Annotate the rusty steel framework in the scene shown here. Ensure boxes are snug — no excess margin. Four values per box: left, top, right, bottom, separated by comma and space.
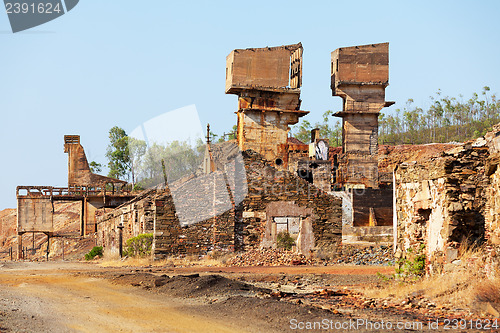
225, 43, 309, 167
331, 43, 394, 189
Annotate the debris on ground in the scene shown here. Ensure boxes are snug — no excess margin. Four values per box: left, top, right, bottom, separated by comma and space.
225, 248, 314, 267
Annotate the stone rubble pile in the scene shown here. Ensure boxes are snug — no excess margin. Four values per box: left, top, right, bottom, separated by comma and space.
225, 248, 314, 266
335, 245, 394, 266
225, 246, 395, 267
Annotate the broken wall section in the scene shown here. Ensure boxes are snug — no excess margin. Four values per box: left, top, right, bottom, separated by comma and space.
394, 144, 490, 273
238, 150, 342, 255
98, 187, 235, 259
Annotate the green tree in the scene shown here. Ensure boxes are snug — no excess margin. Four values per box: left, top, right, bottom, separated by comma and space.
217, 125, 238, 142
378, 87, 500, 145
137, 140, 204, 188
292, 119, 312, 143
89, 161, 102, 173
128, 137, 147, 186
291, 110, 342, 146
106, 126, 130, 180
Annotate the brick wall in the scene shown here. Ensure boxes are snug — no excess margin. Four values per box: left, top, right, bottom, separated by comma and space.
99, 149, 343, 258
239, 150, 342, 252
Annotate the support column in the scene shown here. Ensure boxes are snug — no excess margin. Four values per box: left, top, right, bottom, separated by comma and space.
17, 233, 23, 260
80, 198, 87, 236
46, 234, 50, 261
117, 224, 124, 258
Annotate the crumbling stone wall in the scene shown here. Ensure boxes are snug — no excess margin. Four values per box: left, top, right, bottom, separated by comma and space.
153, 190, 234, 258
98, 189, 156, 258
99, 148, 342, 259
99, 187, 234, 258
238, 150, 342, 253
395, 144, 490, 273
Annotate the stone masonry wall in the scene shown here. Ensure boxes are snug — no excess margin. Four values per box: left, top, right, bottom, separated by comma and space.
98, 189, 156, 258
395, 143, 490, 273
99, 149, 343, 259
238, 150, 342, 253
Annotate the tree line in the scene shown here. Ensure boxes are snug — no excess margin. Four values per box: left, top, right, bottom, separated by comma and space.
96, 87, 499, 187
290, 87, 499, 146
379, 87, 499, 145
91, 126, 205, 191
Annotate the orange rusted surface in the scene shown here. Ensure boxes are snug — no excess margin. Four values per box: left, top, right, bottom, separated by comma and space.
64, 135, 127, 188
331, 43, 394, 189
227, 43, 309, 166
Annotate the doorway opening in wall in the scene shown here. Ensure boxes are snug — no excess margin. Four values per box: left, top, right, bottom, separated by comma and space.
273, 217, 300, 234
273, 216, 300, 250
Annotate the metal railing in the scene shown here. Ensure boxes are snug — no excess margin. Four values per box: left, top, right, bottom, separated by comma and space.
16, 185, 131, 198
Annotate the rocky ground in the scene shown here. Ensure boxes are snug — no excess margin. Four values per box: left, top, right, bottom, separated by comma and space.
223, 245, 394, 267
335, 245, 395, 266
0, 255, 497, 332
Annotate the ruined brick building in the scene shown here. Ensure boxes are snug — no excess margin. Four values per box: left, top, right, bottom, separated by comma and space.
16, 40, 500, 269
394, 124, 500, 274
96, 42, 402, 258
99, 43, 345, 258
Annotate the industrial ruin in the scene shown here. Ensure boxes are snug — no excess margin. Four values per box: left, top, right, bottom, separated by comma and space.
15, 135, 134, 259
14, 41, 500, 276
14, 42, 397, 260
394, 124, 500, 274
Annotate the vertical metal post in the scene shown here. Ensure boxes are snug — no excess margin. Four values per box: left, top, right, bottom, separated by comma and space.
117, 224, 124, 258
80, 199, 85, 236
17, 234, 23, 260
46, 234, 50, 261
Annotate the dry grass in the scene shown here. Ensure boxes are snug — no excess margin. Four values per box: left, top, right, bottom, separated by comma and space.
366, 242, 500, 314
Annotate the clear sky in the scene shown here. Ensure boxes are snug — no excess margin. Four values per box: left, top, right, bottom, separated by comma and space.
1, 0, 499, 210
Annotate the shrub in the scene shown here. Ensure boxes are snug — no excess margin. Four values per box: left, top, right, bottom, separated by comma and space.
395, 245, 426, 279
124, 233, 153, 257
277, 231, 295, 251
85, 246, 103, 261
133, 183, 145, 192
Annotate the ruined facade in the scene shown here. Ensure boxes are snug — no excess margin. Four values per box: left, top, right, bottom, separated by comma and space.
99, 147, 342, 258
93, 42, 400, 258
331, 43, 394, 189
394, 125, 500, 273
16, 136, 134, 258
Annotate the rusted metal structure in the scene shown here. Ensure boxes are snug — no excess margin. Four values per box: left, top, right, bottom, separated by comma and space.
331, 42, 394, 189
16, 136, 135, 259
225, 43, 309, 168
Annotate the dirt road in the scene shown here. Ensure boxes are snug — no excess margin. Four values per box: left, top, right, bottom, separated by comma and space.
0, 261, 393, 332
0, 261, 487, 332
0, 262, 266, 332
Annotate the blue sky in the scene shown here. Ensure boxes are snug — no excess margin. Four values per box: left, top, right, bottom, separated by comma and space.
1, 1, 499, 209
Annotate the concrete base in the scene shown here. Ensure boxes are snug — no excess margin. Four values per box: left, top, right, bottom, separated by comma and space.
342, 226, 393, 245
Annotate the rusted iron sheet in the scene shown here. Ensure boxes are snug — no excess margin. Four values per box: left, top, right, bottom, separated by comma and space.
17, 197, 53, 233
